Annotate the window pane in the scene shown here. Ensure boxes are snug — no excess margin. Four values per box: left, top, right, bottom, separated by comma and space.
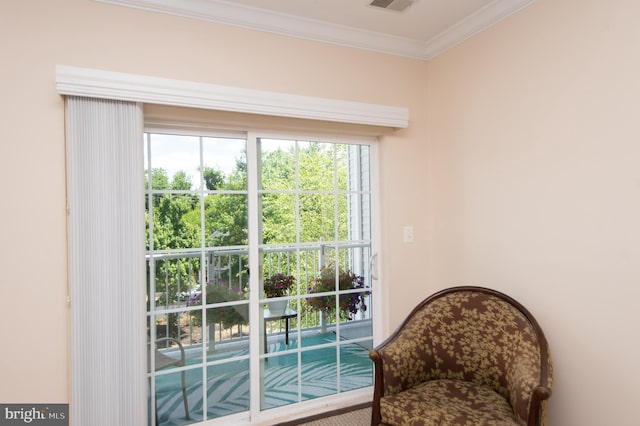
262, 354, 298, 410
150, 255, 201, 309
149, 194, 201, 250
154, 369, 201, 424
205, 360, 250, 420
301, 348, 337, 400
340, 341, 373, 392
202, 137, 247, 191
298, 141, 335, 191
299, 193, 336, 242
147, 134, 200, 189
204, 194, 248, 246
260, 138, 296, 191
261, 193, 296, 244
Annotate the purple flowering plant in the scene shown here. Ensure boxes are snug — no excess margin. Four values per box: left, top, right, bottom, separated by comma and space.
263, 273, 296, 298
307, 264, 370, 319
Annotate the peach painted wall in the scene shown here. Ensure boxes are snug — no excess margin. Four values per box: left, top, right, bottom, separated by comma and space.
426, 0, 640, 424
3, 0, 638, 424
0, 0, 427, 414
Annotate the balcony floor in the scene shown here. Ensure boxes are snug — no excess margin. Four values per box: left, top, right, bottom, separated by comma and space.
153, 330, 373, 425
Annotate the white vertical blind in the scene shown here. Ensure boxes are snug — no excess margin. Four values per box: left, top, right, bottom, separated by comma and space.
66, 97, 146, 425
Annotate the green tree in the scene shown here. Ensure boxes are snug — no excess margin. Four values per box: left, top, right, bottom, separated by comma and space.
203, 167, 224, 190
260, 143, 348, 244
146, 168, 201, 325
261, 148, 296, 243
170, 170, 193, 190
147, 167, 169, 190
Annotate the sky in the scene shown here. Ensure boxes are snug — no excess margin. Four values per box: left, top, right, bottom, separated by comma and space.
144, 133, 246, 186
144, 133, 302, 187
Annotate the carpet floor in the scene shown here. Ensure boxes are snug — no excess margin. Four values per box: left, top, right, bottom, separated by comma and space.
295, 406, 371, 426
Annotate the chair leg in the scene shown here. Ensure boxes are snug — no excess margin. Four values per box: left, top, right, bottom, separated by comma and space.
154, 394, 159, 426
181, 370, 190, 419
149, 377, 159, 426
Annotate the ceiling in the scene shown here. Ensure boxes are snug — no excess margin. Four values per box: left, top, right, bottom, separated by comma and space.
98, 0, 535, 60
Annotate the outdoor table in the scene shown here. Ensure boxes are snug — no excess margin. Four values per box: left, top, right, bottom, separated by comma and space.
264, 306, 297, 353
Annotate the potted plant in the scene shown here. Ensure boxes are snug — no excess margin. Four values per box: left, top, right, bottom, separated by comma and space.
187, 280, 248, 329
263, 272, 296, 315
307, 264, 369, 320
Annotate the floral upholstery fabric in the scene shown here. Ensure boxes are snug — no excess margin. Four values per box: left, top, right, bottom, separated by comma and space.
373, 290, 552, 426
380, 379, 519, 426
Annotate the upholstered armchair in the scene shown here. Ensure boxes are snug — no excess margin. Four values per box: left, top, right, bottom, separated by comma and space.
369, 286, 552, 426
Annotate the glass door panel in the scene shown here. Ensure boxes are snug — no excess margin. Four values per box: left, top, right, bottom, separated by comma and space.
258, 138, 374, 412
145, 132, 249, 425
145, 131, 375, 424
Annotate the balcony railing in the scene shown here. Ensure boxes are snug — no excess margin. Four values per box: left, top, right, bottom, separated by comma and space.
147, 242, 372, 353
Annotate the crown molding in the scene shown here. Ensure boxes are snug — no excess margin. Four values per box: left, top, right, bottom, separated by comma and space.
96, 0, 535, 60
56, 65, 409, 128
423, 0, 536, 59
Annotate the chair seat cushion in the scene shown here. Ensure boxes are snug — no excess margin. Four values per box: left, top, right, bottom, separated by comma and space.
380, 379, 520, 426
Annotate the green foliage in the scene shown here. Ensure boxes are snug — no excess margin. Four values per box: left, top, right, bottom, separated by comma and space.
146, 140, 352, 311
260, 143, 349, 244
307, 264, 369, 320
187, 281, 248, 329
203, 194, 247, 246
146, 169, 201, 305
170, 171, 193, 190
262, 148, 295, 190
203, 167, 224, 190
147, 167, 169, 190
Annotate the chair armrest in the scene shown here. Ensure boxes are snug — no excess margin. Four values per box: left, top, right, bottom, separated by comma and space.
370, 331, 434, 397
153, 337, 186, 370
369, 331, 434, 426
504, 329, 553, 426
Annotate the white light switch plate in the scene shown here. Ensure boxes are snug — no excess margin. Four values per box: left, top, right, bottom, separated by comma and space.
403, 226, 414, 243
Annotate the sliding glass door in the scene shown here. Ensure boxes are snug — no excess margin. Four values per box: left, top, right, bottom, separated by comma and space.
258, 137, 373, 411
145, 130, 375, 425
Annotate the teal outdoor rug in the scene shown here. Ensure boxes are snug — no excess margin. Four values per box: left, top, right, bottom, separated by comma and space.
153, 333, 373, 426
